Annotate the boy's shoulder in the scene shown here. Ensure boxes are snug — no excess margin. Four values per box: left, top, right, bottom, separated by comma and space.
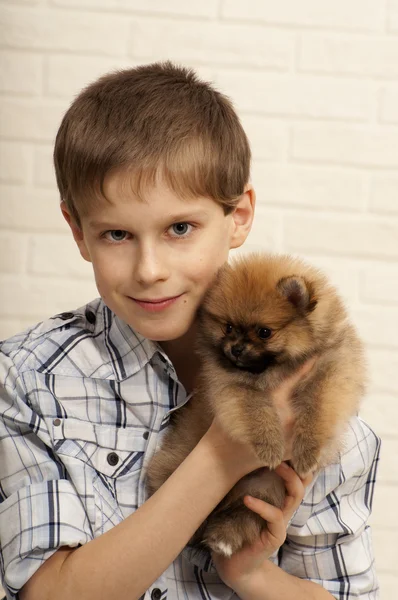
311, 415, 380, 506
0, 298, 156, 380
339, 415, 381, 483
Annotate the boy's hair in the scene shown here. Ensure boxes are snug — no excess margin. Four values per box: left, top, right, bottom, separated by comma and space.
53, 61, 251, 227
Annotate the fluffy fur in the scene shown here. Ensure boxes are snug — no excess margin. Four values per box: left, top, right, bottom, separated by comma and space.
146, 253, 366, 557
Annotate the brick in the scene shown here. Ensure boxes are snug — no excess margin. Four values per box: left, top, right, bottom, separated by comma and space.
292, 124, 398, 168
299, 34, 398, 78
0, 319, 26, 341
33, 145, 57, 188
283, 213, 398, 260
51, 0, 219, 19
251, 163, 366, 211
0, 274, 97, 318
222, 0, 384, 31
0, 5, 129, 56
28, 233, 94, 279
240, 117, 288, 161
360, 264, 398, 304
380, 85, 398, 123
236, 206, 282, 252
0, 98, 65, 142
369, 483, 398, 529
367, 349, 398, 394
2, 0, 41, 4
369, 173, 398, 215
214, 71, 372, 121
0, 184, 66, 232
0, 50, 42, 94
129, 19, 294, 70
373, 528, 398, 575
0, 231, 29, 273
378, 574, 398, 598
0, 141, 31, 184
352, 306, 398, 350
361, 393, 398, 436
46, 55, 133, 97
388, 0, 398, 32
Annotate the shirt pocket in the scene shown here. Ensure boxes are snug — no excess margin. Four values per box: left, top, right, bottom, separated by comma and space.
52, 417, 148, 478
52, 417, 149, 535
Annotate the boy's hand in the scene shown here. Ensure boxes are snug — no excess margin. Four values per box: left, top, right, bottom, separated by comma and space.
211, 464, 313, 591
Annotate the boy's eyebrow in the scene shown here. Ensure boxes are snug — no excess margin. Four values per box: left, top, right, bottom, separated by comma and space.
164, 209, 210, 222
87, 210, 210, 230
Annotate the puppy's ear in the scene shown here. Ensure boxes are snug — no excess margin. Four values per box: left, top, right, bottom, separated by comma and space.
277, 276, 317, 313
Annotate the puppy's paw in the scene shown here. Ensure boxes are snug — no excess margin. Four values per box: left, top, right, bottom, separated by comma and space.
202, 508, 263, 557
291, 435, 319, 477
253, 438, 284, 470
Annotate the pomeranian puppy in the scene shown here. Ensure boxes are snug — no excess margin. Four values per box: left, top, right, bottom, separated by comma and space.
146, 253, 366, 557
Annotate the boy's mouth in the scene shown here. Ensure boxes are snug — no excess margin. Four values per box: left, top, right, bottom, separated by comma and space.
130, 294, 184, 312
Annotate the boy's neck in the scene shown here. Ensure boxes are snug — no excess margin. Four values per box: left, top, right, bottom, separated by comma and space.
158, 322, 200, 395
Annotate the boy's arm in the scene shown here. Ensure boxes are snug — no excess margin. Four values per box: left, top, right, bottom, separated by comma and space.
233, 560, 335, 599
20, 421, 262, 600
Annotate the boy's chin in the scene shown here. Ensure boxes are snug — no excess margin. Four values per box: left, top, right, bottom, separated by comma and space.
132, 319, 195, 344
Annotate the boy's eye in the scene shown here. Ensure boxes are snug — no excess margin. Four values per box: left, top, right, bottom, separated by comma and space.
169, 223, 192, 237
106, 230, 128, 242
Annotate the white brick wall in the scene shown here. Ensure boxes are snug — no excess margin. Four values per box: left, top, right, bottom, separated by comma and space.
0, 1, 397, 596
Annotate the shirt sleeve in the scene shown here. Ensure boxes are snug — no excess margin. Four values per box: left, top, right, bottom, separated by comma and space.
278, 417, 381, 599
0, 353, 93, 598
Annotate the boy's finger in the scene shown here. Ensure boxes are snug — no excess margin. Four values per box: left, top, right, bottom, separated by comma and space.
275, 463, 307, 520
244, 496, 286, 546
276, 462, 305, 500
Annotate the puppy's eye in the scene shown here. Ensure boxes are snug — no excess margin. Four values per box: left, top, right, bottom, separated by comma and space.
258, 327, 272, 340
225, 324, 233, 334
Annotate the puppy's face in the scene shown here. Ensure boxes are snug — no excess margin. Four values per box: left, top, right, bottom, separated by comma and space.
198, 257, 319, 373
219, 321, 278, 373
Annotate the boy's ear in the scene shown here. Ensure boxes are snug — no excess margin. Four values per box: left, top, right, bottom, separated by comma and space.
229, 184, 256, 249
60, 201, 92, 263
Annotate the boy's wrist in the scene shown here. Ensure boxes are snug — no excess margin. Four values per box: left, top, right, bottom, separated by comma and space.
229, 563, 270, 600
200, 420, 262, 482
230, 560, 335, 600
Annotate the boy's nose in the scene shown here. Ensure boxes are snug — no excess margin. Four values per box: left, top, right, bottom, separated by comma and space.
134, 246, 169, 285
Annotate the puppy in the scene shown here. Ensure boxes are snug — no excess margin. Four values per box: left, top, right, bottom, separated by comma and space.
146, 253, 366, 557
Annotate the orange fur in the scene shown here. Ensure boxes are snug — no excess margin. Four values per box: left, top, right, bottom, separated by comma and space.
146, 253, 366, 556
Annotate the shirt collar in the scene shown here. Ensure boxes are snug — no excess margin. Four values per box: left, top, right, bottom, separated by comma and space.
102, 303, 176, 381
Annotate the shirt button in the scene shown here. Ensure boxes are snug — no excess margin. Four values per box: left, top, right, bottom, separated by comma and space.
151, 589, 162, 600
59, 312, 74, 320
107, 452, 119, 466
143, 431, 149, 440
53, 418, 61, 427
85, 309, 96, 324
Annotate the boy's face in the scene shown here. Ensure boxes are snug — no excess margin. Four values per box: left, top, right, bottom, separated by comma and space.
63, 171, 255, 342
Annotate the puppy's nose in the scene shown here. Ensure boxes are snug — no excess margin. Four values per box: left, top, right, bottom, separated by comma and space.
231, 344, 244, 357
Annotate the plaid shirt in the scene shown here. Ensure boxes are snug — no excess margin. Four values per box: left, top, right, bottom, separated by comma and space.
0, 298, 380, 600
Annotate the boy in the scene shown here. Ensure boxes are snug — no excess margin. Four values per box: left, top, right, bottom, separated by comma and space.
0, 62, 380, 600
